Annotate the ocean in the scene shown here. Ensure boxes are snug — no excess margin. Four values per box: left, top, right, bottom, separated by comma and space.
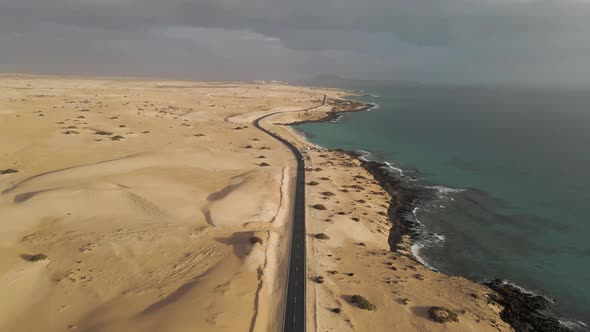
293, 83, 590, 327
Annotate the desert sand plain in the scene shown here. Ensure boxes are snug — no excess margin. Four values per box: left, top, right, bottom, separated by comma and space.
0, 75, 511, 332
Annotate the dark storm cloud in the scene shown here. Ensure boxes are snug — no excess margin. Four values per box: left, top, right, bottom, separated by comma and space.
1, 0, 589, 84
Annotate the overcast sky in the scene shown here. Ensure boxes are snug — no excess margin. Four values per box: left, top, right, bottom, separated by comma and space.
1, 0, 589, 85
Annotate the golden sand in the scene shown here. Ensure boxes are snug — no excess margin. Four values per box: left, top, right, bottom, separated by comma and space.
0, 75, 510, 332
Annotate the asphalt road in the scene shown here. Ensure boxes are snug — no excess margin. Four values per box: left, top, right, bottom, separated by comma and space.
252, 95, 326, 332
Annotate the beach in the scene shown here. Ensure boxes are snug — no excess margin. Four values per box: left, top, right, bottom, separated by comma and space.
0, 75, 511, 331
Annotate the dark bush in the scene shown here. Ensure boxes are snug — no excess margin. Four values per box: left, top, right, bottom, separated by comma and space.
315, 233, 330, 240
249, 236, 263, 245
351, 295, 376, 311
26, 254, 48, 262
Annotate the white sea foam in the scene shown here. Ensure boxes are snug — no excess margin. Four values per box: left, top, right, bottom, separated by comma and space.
329, 114, 344, 123
355, 150, 373, 161
366, 102, 381, 111
408, 207, 445, 271
410, 242, 436, 270
426, 185, 466, 194
560, 319, 588, 331
384, 161, 404, 177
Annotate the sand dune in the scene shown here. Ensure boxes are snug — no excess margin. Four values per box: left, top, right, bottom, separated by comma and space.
0, 75, 323, 332
0, 75, 511, 332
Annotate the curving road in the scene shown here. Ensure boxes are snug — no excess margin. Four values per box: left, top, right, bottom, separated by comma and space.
252, 95, 327, 332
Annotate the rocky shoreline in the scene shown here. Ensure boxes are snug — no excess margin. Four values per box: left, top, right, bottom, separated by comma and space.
289, 97, 579, 332
352, 155, 578, 332
341, 151, 434, 249
287, 98, 371, 125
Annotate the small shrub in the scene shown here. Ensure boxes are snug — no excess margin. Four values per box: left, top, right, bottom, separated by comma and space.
313, 276, 325, 284
321, 192, 335, 197
249, 236, 263, 245
351, 295, 376, 311
331, 308, 341, 314
428, 306, 459, 323
0, 168, 19, 174
111, 135, 124, 141
312, 204, 327, 210
308, 181, 319, 186
95, 130, 113, 136
245, 145, 253, 149
27, 254, 48, 262
315, 233, 330, 240
259, 162, 270, 167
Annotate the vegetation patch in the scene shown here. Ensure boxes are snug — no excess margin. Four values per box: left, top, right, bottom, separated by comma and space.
0, 169, 18, 175
313, 276, 325, 284
428, 306, 459, 323
307, 181, 319, 186
312, 204, 327, 210
249, 236, 263, 245
25, 253, 48, 262
95, 130, 113, 136
315, 233, 330, 240
351, 295, 376, 311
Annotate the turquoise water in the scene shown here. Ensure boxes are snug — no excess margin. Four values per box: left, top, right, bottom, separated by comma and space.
294, 85, 590, 325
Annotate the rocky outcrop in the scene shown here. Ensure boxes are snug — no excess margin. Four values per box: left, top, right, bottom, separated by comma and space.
428, 306, 459, 323
485, 279, 572, 332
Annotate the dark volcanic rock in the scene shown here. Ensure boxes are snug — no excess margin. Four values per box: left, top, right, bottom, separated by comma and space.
485, 279, 572, 332
343, 152, 433, 249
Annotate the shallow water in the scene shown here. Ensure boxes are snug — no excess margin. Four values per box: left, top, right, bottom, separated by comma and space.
294, 84, 590, 325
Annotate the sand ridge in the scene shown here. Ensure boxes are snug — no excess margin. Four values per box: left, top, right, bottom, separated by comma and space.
0, 75, 334, 332
0, 75, 512, 331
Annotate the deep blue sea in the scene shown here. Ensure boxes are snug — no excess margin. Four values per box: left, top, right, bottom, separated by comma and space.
294, 83, 590, 326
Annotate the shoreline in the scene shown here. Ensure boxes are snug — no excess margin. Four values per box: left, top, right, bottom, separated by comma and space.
283, 94, 583, 332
